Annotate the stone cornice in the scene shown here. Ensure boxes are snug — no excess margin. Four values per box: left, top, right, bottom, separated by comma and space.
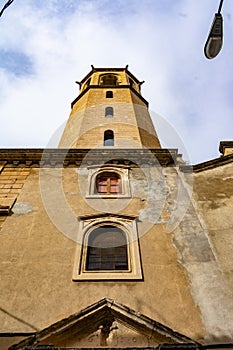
0, 148, 178, 167
1, 149, 232, 171
79, 66, 141, 84
192, 153, 233, 173
219, 141, 233, 153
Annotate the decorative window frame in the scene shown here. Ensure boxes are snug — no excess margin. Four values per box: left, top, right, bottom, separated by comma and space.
72, 213, 143, 281
86, 164, 131, 199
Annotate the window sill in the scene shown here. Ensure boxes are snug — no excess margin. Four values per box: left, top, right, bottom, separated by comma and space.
73, 270, 143, 281
85, 194, 131, 199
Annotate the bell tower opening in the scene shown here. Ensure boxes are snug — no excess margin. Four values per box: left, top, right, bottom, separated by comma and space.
99, 74, 118, 86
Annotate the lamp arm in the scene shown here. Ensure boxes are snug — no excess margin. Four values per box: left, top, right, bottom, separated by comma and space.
218, 0, 224, 14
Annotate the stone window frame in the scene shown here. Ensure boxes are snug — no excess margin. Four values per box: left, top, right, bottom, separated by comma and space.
86, 165, 131, 199
72, 214, 143, 281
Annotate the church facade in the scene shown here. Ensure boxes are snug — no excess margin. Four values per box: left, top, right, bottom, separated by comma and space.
0, 67, 233, 350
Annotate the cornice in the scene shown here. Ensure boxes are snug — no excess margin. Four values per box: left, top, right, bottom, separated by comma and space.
192, 153, 233, 173
0, 148, 178, 167
79, 66, 141, 84
219, 141, 233, 154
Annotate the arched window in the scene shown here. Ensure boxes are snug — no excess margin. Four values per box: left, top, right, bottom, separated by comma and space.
72, 214, 143, 280
86, 165, 131, 198
100, 74, 118, 86
86, 225, 128, 271
105, 107, 113, 118
104, 130, 114, 146
106, 91, 113, 98
95, 172, 121, 194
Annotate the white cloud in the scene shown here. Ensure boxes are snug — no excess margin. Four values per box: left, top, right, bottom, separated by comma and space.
0, 0, 232, 163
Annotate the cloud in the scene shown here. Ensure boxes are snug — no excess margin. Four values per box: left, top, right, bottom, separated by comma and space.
0, 0, 232, 164
0, 49, 33, 76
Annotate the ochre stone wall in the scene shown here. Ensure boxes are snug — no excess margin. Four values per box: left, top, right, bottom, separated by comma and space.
1, 157, 233, 347
0, 163, 205, 345
191, 162, 233, 342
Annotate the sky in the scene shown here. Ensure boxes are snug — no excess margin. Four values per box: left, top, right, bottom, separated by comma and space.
0, 0, 232, 164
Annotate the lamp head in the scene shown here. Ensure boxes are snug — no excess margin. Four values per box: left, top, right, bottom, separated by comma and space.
204, 13, 223, 59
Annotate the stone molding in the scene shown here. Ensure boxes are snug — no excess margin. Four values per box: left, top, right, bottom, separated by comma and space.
0, 149, 178, 167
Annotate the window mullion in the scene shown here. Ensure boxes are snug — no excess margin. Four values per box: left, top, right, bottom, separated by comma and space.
107, 177, 111, 194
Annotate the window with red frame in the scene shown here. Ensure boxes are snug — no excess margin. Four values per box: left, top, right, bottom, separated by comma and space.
95, 172, 121, 194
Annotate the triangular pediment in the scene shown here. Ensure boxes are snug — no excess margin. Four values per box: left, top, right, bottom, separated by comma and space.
10, 298, 199, 349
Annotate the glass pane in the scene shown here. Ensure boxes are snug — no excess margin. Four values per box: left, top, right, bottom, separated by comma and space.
86, 226, 128, 271
110, 185, 119, 193
98, 185, 107, 193
96, 178, 107, 193
110, 177, 120, 193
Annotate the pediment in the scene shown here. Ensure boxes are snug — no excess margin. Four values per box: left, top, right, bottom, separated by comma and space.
10, 298, 198, 349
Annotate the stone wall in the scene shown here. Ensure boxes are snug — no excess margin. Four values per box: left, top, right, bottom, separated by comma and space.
1, 153, 233, 348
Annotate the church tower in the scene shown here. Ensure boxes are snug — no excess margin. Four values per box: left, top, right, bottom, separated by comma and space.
59, 66, 161, 149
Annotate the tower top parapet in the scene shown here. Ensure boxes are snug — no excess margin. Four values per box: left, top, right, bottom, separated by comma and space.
72, 66, 146, 108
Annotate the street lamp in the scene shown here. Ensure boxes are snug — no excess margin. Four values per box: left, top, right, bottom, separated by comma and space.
0, 0, 14, 18
204, 0, 224, 59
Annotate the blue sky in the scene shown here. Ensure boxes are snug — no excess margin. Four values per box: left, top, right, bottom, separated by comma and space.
0, 0, 232, 164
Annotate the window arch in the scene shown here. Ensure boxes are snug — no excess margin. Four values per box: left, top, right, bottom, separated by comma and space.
99, 74, 118, 86
86, 165, 131, 198
72, 214, 142, 280
86, 225, 128, 271
105, 106, 113, 118
95, 171, 121, 194
106, 91, 113, 98
104, 130, 114, 146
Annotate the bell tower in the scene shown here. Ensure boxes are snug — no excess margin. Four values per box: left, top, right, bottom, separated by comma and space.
59, 66, 161, 149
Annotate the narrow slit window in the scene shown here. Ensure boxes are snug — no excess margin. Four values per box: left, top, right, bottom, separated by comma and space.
105, 107, 113, 118
106, 91, 113, 98
86, 226, 128, 271
104, 130, 114, 146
